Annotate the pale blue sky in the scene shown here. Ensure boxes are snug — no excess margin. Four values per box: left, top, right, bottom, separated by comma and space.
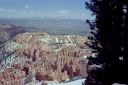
0, 0, 92, 20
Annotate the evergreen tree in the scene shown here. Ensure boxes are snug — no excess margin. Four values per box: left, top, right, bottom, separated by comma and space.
122, 1, 128, 84
84, 0, 128, 85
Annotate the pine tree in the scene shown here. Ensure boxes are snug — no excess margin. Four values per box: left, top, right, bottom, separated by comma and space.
84, 0, 126, 85
122, 1, 128, 84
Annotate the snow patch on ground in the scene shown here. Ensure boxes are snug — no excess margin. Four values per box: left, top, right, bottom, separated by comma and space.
112, 83, 126, 85
25, 82, 42, 85
5, 41, 22, 51
25, 79, 85, 85
47, 79, 85, 85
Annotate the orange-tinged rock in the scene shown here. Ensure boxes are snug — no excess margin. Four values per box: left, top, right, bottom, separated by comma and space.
0, 32, 91, 83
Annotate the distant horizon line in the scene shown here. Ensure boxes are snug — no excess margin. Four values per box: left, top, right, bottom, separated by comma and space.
0, 17, 95, 21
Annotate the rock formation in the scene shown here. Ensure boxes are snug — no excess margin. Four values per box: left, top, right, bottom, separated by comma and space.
0, 24, 26, 44
0, 32, 91, 84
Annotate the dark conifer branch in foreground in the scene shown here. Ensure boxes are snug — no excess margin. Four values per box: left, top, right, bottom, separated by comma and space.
85, 0, 128, 85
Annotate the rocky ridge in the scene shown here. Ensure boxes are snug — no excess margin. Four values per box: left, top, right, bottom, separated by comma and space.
0, 32, 91, 85
0, 24, 26, 44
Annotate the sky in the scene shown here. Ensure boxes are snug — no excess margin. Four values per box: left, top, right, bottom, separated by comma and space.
0, 0, 93, 20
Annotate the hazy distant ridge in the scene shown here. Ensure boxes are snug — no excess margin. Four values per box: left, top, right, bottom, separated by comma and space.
0, 18, 90, 35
